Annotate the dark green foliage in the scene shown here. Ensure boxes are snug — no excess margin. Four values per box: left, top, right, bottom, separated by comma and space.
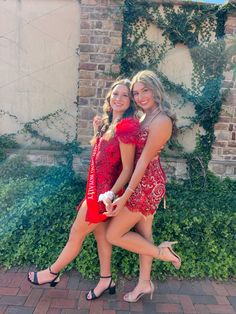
0, 1, 235, 281
118, 0, 234, 183
0, 157, 85, 269
153, 175, 236, 280
0, 158, 235, 280
0, 135, 19, 162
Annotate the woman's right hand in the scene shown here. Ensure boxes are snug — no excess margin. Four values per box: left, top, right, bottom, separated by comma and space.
93, 115, 102, 134
104, 196, 126, 217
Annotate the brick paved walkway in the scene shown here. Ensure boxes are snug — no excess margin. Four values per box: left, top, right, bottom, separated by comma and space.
0, 267, 235, 314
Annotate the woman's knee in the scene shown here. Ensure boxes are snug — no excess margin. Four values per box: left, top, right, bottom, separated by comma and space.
106, 226, 119, 245
68, 219, 89, 243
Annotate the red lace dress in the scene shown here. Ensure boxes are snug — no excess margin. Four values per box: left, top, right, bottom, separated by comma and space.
126, 127, 166, 217
77, 117, 140, 223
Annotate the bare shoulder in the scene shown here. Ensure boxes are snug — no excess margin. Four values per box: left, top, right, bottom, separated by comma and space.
150, 112, 172, 131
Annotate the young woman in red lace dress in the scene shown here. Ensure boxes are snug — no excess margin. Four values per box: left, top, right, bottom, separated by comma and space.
106, 70, 181, 302
28, 79, 140, 300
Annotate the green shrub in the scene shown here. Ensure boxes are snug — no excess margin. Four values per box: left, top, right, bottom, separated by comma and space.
0, 158, 86, 269
0, 158, 235, 280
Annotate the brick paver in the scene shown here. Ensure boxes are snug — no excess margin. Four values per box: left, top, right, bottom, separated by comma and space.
0, 268, 235, 313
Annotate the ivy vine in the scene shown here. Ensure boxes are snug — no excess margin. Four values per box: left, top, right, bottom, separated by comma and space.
0, 109, 82, 171
118, 0, 236, 184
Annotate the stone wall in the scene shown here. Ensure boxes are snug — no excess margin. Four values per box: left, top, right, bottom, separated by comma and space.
77, 0, 123, 145
76, 0, 236, 180
209, 13, 236, 179
3, 0, 236, 181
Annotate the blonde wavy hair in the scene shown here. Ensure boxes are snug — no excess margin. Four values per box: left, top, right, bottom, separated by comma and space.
91, 78, 136, 144
131, 70, 177, 136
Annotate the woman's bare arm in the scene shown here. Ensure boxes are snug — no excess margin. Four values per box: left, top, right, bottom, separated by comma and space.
110, 115, 172, 215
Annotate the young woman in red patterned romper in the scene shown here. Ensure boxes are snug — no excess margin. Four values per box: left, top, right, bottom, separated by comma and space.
106, 70, 181, 302
28, 79, 140, 300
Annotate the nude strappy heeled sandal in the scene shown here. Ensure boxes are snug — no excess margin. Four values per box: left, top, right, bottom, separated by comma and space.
157, 241, 181, 269
123, 279, 155, 303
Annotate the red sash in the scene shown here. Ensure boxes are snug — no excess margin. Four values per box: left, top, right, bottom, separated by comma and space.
85, 138, 107, 223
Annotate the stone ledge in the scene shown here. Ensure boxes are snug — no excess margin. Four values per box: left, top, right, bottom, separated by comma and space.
5, 149, 236, 180
208, 160, 236, 179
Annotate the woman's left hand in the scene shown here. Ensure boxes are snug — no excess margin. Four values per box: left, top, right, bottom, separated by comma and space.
103, 198, 113, 212
104, 196, 126, 217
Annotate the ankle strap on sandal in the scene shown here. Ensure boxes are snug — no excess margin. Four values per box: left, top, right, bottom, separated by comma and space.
100, 275, 112, 278
138, 278, 152, 283
49, 266, 58, 276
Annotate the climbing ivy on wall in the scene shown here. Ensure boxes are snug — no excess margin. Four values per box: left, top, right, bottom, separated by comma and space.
118, 0, 236, 184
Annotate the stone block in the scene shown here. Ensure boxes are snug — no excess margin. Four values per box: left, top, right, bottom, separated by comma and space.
111, 64, 120, 73
81, 6, 95, 14
218, 116, 231, 123
80, 29, 91, 35
214, 123, 229, 131
79, 86, 96, 97
98, 46, 116, 54
111, 37, 122, 46
81, 0, 98, 6
103, 37, 111, 44
90, 13, 108, 20
222, 80, 234, 88
223, 148, 236, 155
225, 16, 236, 29
80, 44, 98, 53
79, 54, 90, 62
79, 120, 88, 128
95, 21, 103, 29
81, 13, 89, 19
90, 54, 112, 63
226, 89, 236, 106
94, 30, 109, 36
80, 71, 95, 80
228, 140, 236, 147
175, 160, 188, 178
210, 164, 226, 175
80, 63, 97, 71
215, 131, 230, 141
101, 0, 109, 4
213, 141, 227, 147
79, 80, 92, 87
229, 124, 233, 131
81, 108, 96, 120
114, 21, 123, 31
98, 64, 105, 71
110, 31, 122, 37
226, 166, 234, 175
90, 36, 104, 44
80, 36, 89, 44
102, 20, 114, 29
80, 21, 91, 29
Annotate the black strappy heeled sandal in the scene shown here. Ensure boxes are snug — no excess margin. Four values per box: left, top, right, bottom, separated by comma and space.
27, 266, 60, 287
86, 275, 116, 300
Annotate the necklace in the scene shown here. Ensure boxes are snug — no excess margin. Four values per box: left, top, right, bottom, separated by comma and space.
145, 106, 161, 119
142, 106, 162, 126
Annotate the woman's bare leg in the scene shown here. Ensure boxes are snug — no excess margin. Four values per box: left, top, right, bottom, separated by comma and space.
107, 207, 179, 264
136, 216, 154, 281
86, 221, 115, 299
124, 215, 154, 300
28, 201, 98, 284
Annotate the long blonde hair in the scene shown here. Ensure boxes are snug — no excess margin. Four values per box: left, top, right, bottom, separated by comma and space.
91, 78, 136, 144
131, 70, 177, 136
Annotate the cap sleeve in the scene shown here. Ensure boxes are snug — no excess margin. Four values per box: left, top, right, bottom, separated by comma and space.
115, 117, 140, 144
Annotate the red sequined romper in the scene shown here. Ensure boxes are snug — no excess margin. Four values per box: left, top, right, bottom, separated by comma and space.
77, 117, 140, 223
126, 126, 166, 217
